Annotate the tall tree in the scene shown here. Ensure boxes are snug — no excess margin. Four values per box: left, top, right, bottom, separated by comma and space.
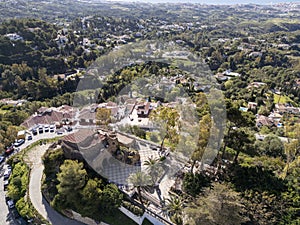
128, 171, 152, 208
150, 106, 180, 151
54, 160, 87, 209
96, 107, 111, 127
144, 156, 162, 184
221, 101, 255, 161
282, 140, 300, 179
184, 183, 248, 225
227, 127, 255, 163
190, 114, 211, 172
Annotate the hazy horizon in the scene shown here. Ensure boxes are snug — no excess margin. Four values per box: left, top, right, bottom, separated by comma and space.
104, 0, 300, 5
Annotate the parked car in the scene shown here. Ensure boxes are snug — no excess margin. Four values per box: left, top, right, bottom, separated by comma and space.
38, 125, 44, 134
4, 180, 9, 190
66, 126, 73, 132
27, 135, 32, 141
0, 155, 5, 164
14, 139, 25, 147
49, 124, 55, 132
150, 146, 158, 151
6, 199, 14, 209
4, 170, 11, 180
44, 125, 49, 132
5, 146, 14, 155
56, 129, 64, 135
32, 129, 37, 136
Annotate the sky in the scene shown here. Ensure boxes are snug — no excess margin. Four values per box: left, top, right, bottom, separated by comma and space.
104, 0, 300, 5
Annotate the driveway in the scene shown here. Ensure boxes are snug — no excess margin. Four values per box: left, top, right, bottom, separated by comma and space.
25, 141, 85, 225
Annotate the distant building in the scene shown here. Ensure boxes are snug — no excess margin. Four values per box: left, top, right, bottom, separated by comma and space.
0, 98, 27, 106
21, 105, 76, 129
247, 82, 267, 89
136, 102, 151, 118
249, 51, 262, 58
248, 102, 258, 111
275, 103, 300, 115
223, 70, 241, 77
256, 115, 275, 128
5, 33, 23, 41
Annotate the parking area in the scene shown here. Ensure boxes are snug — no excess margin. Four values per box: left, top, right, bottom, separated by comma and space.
1, 124, 74, 162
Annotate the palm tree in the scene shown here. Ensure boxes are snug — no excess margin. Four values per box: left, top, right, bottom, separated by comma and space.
128, 171, 152, 207
164, 196, 184, 225
144, 156, 162, 184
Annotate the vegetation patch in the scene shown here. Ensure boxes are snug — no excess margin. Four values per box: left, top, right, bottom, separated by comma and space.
6, 160, 49, 224
42, 148, 137, 225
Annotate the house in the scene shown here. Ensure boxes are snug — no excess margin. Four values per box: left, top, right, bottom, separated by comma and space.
223, 70, 241, 77
268, 112, 282, 121
275, 103, 300, 115
256, 115, 275, 128
98, 101, 120, 119
62, 129, 139, 167
247, 82, 267, 89
78, 107, 96, 125
0, 98, 27, 106
136, 102, 151, 118
82, 38, 91, 46
175, 39, 185, 44
134, 32, 143, 38
21, 105, 76, 129
53, 74, 66, 80
194, 84, 211, 92
5, 33, 23, 41
249, 51, 262, 58
277, 44, 290, 50
215, 73, 229, 82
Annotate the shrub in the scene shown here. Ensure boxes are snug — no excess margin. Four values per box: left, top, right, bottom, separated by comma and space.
122, 201, 144, 216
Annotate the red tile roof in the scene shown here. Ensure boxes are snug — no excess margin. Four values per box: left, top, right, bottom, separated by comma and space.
21, 106, 76, 128
63, 129, 95, 144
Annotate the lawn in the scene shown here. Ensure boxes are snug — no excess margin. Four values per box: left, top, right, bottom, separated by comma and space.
273, 94, 293, 104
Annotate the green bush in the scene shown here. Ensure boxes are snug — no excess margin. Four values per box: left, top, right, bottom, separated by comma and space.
16, 197, 34, 218
149, 133, 159, 142
7, 162, 29, 201
122, 201, 144, 216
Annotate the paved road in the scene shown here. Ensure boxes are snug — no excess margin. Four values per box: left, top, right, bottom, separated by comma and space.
27, 144, 84, 225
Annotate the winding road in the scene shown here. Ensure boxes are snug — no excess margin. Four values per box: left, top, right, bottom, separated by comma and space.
26, 143, 84, 225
